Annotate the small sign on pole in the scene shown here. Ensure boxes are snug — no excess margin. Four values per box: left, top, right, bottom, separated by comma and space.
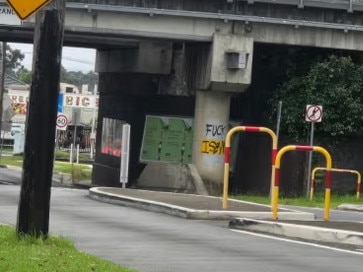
305, 104, 323, 123
305, 104, 323, 198
56, 113, 68, 130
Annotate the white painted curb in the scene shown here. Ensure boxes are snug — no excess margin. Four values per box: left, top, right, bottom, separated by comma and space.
229, 218, 363, 246
89, 187, 315, 221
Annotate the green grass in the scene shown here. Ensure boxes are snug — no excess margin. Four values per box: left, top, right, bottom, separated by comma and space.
232, 193, 363, 209
0, 225, 137, 272
0, 154, 92, 180
0, 154, 23, 167
55, 150, 93, 162
53, 161, 92, 180
0, 147, 12, 152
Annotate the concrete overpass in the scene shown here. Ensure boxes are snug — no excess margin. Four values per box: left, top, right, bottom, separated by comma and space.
63, 0, 363, 50
2, 0, 363, 50
1, 0, 363, 193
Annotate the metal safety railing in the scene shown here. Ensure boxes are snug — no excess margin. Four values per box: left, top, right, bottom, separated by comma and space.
239, 0, 363, 13
310, 167, 361, 200
271, 145, 333, 221
66, 2, 363, 35
223, 126, 277, 209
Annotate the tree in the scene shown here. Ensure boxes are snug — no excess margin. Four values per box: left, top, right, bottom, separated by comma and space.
16, 68, 32, 84
3, 44, 25, 76
61, 69, 98, 93
269, 55, 363, 144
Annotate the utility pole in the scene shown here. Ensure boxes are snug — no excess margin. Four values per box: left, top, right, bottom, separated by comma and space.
16, 0, 65, 238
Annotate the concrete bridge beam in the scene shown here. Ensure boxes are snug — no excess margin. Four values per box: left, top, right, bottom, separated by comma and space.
96, 40, 173, 74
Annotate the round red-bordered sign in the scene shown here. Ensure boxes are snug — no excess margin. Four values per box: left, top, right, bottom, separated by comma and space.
305, 105, 323, 122
56, 114, 68, 128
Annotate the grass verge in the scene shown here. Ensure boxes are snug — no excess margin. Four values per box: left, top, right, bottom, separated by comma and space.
0, 225, 136, 272
232, 193, 363, 209
0, 154, 92, 180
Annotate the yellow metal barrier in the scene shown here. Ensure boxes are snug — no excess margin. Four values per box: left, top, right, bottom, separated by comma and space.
310, 167, 361, 200
271, 145, 332, 221
223, 126, 277, 209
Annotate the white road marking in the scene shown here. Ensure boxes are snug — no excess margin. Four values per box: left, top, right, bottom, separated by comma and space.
231, 229, 363, 255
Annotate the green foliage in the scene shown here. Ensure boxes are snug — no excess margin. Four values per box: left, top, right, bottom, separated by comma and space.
53, 162, 92, 180
61, 69, 98, 92
0, 225, 136, 272
16, 67, 32, 84
4, 44, 25, 75
15, 65, 99, 90
270, 55, 363, 143
5, 44, 98, 89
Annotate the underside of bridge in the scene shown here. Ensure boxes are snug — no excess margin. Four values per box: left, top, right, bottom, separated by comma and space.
91, 38, 363, 196
91, 34, 253, 194
3, 0, 363, 195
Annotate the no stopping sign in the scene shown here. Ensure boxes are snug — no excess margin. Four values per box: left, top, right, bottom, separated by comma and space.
305, 105, 323, 123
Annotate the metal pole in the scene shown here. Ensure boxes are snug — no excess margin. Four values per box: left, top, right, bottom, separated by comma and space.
0, 42, 6, 157
76, 144, 79, 164
90, 85, 97, 159
306, 122, 315, 198
120, 124, 131, 188
275, 101, 282, 145
69, 143, 73, 163
0, 130, 5, 163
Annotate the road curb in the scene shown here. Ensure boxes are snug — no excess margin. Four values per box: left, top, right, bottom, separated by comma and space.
89, 187, 315, 221
229, 218, 363, 246
337, 204, 363, 212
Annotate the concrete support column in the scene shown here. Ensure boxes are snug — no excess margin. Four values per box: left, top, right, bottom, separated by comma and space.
192, 90, 231, 190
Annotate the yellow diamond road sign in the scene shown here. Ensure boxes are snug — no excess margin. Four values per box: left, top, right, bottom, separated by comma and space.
6, 0, 53, 20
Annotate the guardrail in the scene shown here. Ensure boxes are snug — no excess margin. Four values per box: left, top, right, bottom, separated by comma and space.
66, 1, 363, 35
272, 145, 333, 221
223, 126, 277, 210
310, 167, 361, 200
237, 0, 363, 12
68, 0, 363, 13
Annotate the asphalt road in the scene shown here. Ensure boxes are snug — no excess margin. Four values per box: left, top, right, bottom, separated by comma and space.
0, 183, 362, 272
0, 166, 21, 184
281, 205, 363, 222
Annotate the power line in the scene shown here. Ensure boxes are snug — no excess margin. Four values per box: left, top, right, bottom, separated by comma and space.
22, 52, 94, 65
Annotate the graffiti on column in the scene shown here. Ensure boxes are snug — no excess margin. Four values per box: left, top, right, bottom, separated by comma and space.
200, 123, 227, 155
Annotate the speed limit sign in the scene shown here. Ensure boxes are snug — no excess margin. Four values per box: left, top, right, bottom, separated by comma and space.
56, 114, 68, 130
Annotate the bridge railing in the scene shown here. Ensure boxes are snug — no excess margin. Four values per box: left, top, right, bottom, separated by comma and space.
67, 0, 363, 9
65, 0, 363, 34
238, 0, 363, 12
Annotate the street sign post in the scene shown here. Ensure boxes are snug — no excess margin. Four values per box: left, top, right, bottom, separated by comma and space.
56, 113, 68, 130
0, 6, 21, 25
305, 104, 323, 198
305, 104, 323, 123
6, 0, 52, 20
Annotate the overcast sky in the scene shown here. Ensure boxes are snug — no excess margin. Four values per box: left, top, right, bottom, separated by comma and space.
8, 42, 96, 73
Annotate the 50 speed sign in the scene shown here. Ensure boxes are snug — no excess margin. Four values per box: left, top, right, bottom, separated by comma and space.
56, 114, 68, 130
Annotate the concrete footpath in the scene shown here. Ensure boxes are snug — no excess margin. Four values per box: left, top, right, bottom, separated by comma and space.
90, 187, 363, 248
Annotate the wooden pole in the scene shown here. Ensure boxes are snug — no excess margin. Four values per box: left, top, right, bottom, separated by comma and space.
16, 0, 65, 238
